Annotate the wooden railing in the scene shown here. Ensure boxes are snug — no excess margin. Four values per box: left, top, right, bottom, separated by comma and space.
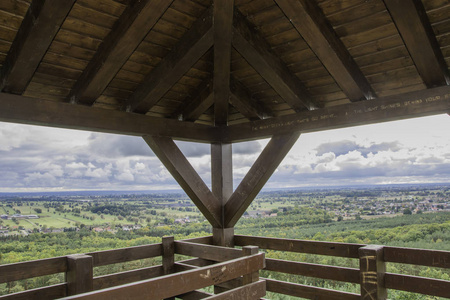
235, 235, 450, 299
1, 235, 449, 299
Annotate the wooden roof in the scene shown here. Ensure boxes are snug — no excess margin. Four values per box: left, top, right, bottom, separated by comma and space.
0, 0, 449, 143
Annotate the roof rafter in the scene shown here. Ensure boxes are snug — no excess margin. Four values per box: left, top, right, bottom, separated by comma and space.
125, 6, 214, 114
68, 0, 173, 105
230, 78, 271, 121
384, 0, 450, 87
0, 92, 219, 143
176, 79, 214, 122
232, 10, 318, 112
0, 0, 75, 94
222, 85, 450, 142
213, 0, 234, 125
275, 0, 376, 101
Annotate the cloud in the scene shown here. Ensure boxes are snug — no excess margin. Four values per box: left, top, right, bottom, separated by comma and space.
87, 134, 152, 157
315, 140, 401, 157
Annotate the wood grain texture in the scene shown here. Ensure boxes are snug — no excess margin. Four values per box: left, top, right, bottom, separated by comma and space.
174, 241, 242, 262
0, 256, 67, 283
87, 243, 162, 267
93, 265, 163, 291
385, 273, 450, 298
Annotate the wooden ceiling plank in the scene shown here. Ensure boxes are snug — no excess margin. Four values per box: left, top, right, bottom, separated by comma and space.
230, 77, 271, 120
232, 10, 318, 111
0, 92, 218, 142
68, 0, 173, 105
275, 0, 376, 102
126, 7, 214, 114
143, 136, 222, 227
178, 79, 214, 122
384, 0, 450, 87
222, 85, 450, 142
0, 0, 75, 94
224, 132, 301, 227
213, 0, 234, 126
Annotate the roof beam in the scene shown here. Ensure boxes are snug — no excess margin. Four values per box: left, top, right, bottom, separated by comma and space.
68, 0, 173, 105
125, 7, 214, 114
222, 85, 450, 142
173, 79, 214, 122
275, 0, 375, 101
384, 0, 450, 87
0, 0, 75, 94
0, 92, 218, 142
224, 132, 300, 227
232, 10, 317, 112
143, 136, 222, 227
230, 78, 271, 120
213, 0, 234, 125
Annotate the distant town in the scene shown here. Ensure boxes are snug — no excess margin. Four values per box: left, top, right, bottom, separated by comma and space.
0, 184, 448, 237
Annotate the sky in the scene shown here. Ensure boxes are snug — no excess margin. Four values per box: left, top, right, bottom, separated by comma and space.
0, 114, 449, 193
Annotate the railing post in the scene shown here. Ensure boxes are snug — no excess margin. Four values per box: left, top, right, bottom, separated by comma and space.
162, 236, 175, 300
242, 246, 260, 285
213, 227, 234, 247
359, 245, 387, 300
66, 254, 93, 296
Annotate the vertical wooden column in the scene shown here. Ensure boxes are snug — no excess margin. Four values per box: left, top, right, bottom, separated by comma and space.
359, 245, 387, 300
211, 143, 234, 247
242, 246, 260, 285
66, 254, 93, 296
162, 236, 175, 300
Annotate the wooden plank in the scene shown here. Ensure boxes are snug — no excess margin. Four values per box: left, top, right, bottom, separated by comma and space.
384, 0, 450, 87
232, 10, 317, 111
359, 245, 386, 300
87, 242, 162, 267
143, 136, 222, 227
230, 78, 271, 120
265, 258, 360, 283
204, 280, 266, 299
68, 0, 173, 105
0, 0, 75, 94
180, 235, 213, 245
0, 92, 218, 142
67, 254, 94, 296
173, 79, 213, 121
266, 279, 360, 300
177, 290, 213, 300
213, 0, 234, 125
0, 283, 67, 300
384, 246, 450, 268
222, 85, 450, 142
385, 273, 450, 298
275, 0, 375, 101
93, 265, 163, 291
174, 241, 242, 262
234, 235, 363, 258
0, 256, 67, 283
224, 133, 300, 227
126, 7, 214, 114
61, 253, 265, 300
162, 236, 175, 275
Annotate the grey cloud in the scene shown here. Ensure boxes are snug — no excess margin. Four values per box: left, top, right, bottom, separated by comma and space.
88, 134, 152, 157
315, 140, 401, 157
233, 141, 262, 155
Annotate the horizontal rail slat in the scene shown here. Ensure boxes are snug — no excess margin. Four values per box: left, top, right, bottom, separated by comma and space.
86, 243, 162, 267
204, 280, 266, 300
0, 283, 67, 300
265, 278, 360, 300
176, 290, 213, 299
385, 273, 450, 298
180, 236, 213, 245
0, 257, 67, 283
235, 235, 363, 258
384, 246, 450, 268
265, 258, 360, 283
61, 253, 265, 300
93, 265, 164, 290
174, 241, 242, 261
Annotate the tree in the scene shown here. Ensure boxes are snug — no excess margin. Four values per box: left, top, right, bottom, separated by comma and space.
403, 208, 412, 215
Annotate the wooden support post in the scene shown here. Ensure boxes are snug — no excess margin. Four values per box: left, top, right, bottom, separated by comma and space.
359, 245, 387, 300
242, 246, 260, 285
162, 236, 175, 300
213, 227, 234, 247
66, 254, 93, 296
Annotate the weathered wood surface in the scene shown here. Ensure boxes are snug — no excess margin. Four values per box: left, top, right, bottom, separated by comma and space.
266, 278, 360, 300
234, 235, 363, 258
0, 0, 75, 94
359, 245, 386, 300
384, 246, 450, 268
0, 256, 67, 283
0, 92, 218, 142
176, 290, 213, 300
0, 284, 67, 300
265, 258, 359, 283
223, 85, 450, 142
174, 241, 242, 262
163, 236, 175, 275
204, 280, 266, 300
179, 235, 213, 245
86, 243, 162, 267
68, 0, 173, 105
93, 265, 163, 291
66, 254, 93, 296
60, 253, 265, 300
385, 273, 450, 298
143, 136, 222, 227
